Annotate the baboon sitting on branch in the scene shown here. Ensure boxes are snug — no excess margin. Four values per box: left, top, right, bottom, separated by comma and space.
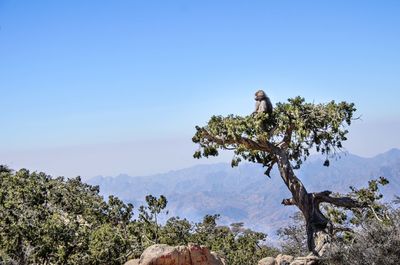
253, 90, 273, 115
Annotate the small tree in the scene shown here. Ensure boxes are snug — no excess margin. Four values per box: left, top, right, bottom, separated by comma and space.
192, 96, 365, 254
138, 195, 168, 244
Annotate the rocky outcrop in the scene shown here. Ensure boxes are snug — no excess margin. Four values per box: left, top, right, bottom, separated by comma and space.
125, 244, 225, 265
289, 255, 319, 265
258, 254, 318, 265
275, 254, 294, 265
258, 257, 275, 265
258, 231, 330, 265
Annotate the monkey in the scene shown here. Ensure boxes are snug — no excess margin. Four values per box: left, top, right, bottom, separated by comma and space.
253, 90, 273, 115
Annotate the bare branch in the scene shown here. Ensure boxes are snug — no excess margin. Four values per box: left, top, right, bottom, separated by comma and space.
314, 191, 364, 209
282, 198, 296, 206
283, 191, 365, 209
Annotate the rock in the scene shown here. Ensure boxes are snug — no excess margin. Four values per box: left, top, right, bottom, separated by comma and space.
138, 244, 225, 265
314, 231, 331, 257
258, 254, 320, 265
275, 254, 294, 265
210, 252, 225, 265
188, 244, 211, 264
124, 259, 139, 265
138, 244, 190, 265
290, 254, 319, 265
258, 257, 275, 265
290, 256, 319, 265
290, 257, 318, 265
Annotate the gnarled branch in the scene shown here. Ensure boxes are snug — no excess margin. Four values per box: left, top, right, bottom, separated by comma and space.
281, 198, 296, 206
313, 191, 364, 208
282, 190, 364, 209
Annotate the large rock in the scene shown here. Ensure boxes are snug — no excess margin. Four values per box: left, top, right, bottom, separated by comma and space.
131, 244, 225, 265
275, 254, 294, 265
290, 255, 318, 265
258, 254, 319, 265
188, 244, 209, 264
258, 257, 275, 265
138, 244, 191, 265
210, 252, 225, 265
290, 254, 319, 265
314, 231, 331, 257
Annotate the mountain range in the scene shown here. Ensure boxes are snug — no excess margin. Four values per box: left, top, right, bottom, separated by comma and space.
87, 149, 400, 239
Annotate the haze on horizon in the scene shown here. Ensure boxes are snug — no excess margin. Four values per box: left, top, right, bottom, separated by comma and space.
1, 1, 399, 178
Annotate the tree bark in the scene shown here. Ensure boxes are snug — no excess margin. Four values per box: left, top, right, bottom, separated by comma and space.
276, 150, 362, 254
276, 151, 320, 253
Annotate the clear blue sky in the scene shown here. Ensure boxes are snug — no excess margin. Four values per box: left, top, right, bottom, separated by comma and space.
1, 0, 399, 178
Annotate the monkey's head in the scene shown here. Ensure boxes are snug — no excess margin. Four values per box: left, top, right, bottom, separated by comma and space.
254, 90, 266, 101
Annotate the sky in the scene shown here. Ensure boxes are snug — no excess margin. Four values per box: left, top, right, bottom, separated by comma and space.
0, 0, 399, 178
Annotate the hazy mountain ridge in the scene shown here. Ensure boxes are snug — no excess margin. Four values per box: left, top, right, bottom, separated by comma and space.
87, 149, 400, 237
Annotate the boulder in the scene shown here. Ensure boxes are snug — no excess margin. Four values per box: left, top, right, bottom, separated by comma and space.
137, 244, 225, 265
188, 244, 225, 265
258, 257, 275, 265
210, 252, 225, 265
290, 255, 319, 265
188, 244, 210, 264
275, 254, 294, 265
258, 252, 320, 265
314, 231, 331, 257
138, 244, 190, 265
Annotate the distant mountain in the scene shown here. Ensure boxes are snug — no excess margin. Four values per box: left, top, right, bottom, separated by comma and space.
87, 149, 400, 238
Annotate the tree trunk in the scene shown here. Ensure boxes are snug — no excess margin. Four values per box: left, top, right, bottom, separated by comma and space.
276, 151, 363, 255
276, 151, 330, 254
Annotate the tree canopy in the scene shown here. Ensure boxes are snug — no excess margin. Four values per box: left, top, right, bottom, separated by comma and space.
193, 96, 356, 172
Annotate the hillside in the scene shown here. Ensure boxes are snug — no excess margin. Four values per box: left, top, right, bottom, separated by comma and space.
87, 149, 400, 237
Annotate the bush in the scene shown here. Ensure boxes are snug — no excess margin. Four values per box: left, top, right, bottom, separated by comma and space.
324, 209, 400, 265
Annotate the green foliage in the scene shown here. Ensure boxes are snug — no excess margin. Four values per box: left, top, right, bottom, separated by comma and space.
160, 214, 278, 264
89, 223, 130, 265
277, 212, 308, 257
323, 208, 400, 265
322, 176, 390, 234
0, 166, 277, 265
193, 97, 356, 172
138, 195, 168, 246
189, 215, 279, 265
348, 177, 390, 224
0, 167, 135, 265
159, 217, 192, 246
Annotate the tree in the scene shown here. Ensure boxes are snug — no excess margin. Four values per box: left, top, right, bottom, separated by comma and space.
323, 208, 400, 265
277, 212, 308, 257
159, 217, 192, 246
138, 195, 168, 245
277, 177, 390, 258
192, 96, 365, 254
190, 215, 278, 265
0, 167, 136, 265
